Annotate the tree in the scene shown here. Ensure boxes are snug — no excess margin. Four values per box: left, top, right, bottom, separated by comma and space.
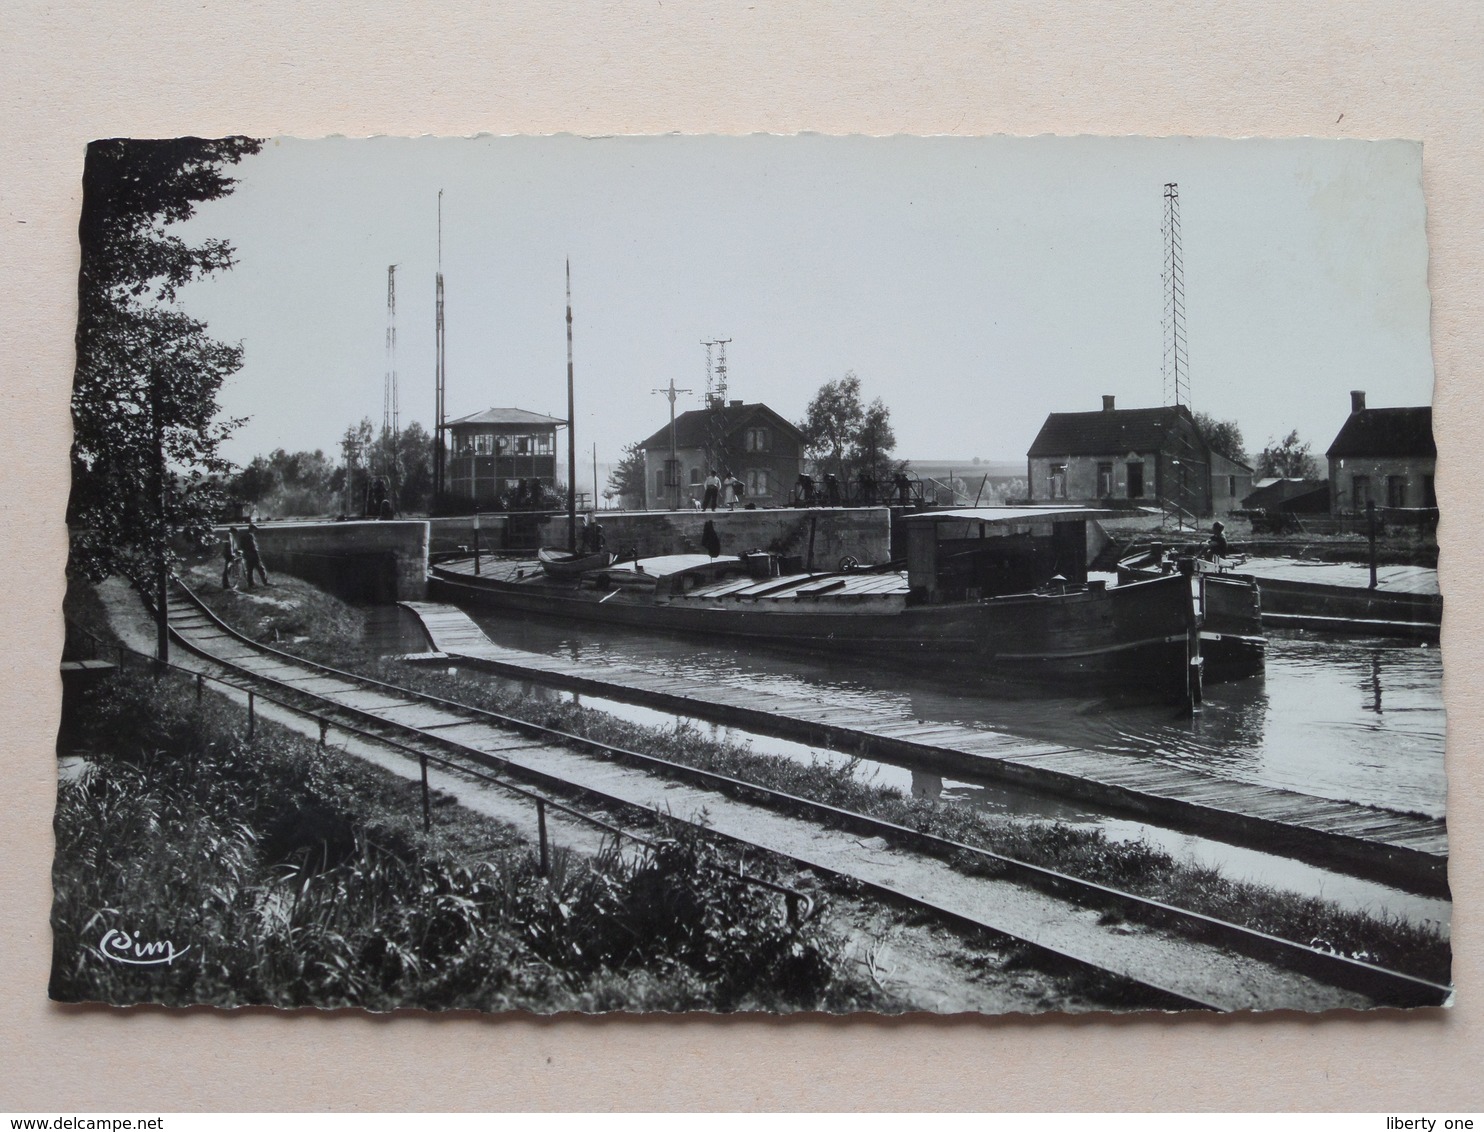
1256, 430, 1320, 479
799, 372, 866, 480
67, 137, 262, 645
800, 373, 903, 489
849, 397, 900, 486
394, 421, 434, 514
606, 441, 647, 505
339, 417, 375, 514
1193, 412, 1247, 466
234, 455, 280, 506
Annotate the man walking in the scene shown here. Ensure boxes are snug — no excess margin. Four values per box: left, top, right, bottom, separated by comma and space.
240, 519, 271, 589
221, 527, 240, 590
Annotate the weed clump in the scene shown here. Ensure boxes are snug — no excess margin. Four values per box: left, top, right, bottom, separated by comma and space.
51, 668, 874, 1013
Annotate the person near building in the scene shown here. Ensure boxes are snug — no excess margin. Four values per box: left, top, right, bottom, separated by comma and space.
221, 527, 241, 591
240, 519, 271, 589
702, 469, 721, 511
1204, 520, 1229, 561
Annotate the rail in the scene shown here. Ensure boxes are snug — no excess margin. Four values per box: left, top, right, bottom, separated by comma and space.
84, 579, 1455, 1008
67, 620, 816, 927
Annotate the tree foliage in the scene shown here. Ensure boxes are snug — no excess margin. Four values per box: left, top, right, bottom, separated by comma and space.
1193, 412, 1247, 466
68, 136, 262, 582
606, 441, 647, 504
1255, 429, 1320, 480
799, 372, 902, 484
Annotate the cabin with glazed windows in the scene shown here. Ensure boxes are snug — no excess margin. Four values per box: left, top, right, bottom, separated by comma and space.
440, 407, 565, 507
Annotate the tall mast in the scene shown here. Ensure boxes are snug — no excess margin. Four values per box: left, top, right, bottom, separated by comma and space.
433, 191, 446, 504
566, 259, 577, 550
383, 264, 399, 502
1161, 182, 1189, 409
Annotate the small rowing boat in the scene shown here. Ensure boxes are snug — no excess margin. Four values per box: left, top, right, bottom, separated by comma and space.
537, 546, 614, 579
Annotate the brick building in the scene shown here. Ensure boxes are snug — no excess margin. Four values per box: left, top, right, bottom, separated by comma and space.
638, 400, 805, 509
1325, 391, 1436, 513
1026, 396, 1251, 518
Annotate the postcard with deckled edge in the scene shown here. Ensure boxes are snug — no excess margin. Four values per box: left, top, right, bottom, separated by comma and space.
53, 135, 1448, 1015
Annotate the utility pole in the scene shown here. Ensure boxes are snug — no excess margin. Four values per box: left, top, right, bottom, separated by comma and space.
150, 364, 169, 663
1162, 182, 1189, 409
652, 377, 693, 510
566, 259, 577, 551
433, 192, 447, 506
383, 264, 399, 509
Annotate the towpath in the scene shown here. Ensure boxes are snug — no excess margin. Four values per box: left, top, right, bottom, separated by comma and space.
404, 600, 1448, 895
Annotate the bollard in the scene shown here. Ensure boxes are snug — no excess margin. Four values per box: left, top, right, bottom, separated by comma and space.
419, 753, 431, 832
318, 718, 329, 748
247, 691, 256, 741
536, 797, 550, 877
196, 672, 204, 703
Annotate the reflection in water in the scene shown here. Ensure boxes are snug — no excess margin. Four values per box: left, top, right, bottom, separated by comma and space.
453, 612, 1445, 818
365, 606, 1448, 927
911, 770, 943, 801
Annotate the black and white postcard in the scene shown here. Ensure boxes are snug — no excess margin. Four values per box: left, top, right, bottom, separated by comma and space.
53, 135, 1447, 1015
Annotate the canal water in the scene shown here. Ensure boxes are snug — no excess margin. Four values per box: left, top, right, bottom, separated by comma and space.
364, 604, 1450, 929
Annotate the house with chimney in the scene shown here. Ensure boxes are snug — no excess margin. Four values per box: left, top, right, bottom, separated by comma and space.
638, 399, 806, 509
1325, 390, 1437, 514
1026, 395, 1251, 518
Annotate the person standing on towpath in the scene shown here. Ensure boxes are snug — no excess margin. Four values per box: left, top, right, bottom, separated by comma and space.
702, 470, 721, 511
240, 519, 271, 589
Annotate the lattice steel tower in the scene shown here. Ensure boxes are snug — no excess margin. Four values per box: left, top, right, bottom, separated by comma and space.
1161, 182, 1189, 408
701, 338, 732, 477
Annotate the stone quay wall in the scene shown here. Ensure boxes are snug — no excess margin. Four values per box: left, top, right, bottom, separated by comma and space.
239, 520, 430, 601
535, 506, 892, 568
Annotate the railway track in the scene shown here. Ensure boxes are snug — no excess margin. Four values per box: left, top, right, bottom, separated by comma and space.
153, 578, 1451, 1012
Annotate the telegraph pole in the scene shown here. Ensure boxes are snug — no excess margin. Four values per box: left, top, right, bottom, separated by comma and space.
433, 192, 447, 505
651, 377, 692, 510
566, 260, 577, 551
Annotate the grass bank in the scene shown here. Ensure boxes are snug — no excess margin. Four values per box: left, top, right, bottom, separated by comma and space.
173, 568, 1452, 985
52, 664, 879, 1013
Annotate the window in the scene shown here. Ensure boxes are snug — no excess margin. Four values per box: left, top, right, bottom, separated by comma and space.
746, 469, 770, 497
1228, 475, 1237, 498
474, 433, 494, 456
1049, 463, 1067, 500
1127, 461, 1145, 499
533, 433, 554, 456
745, 427, 770, 452
1387, 475, 1407, 508
690, 468, 702, 485
495, 435, 511, 455
515, 435, 531, 456
1096, 462, 1113, 497
654, 469, 666, 495
1352, 474, 1371, 511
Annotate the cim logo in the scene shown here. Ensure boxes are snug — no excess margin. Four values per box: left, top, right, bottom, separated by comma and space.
96, 927, 191, 967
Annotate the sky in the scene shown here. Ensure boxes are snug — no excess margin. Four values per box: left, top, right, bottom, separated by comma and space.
173, 135, 1436, 492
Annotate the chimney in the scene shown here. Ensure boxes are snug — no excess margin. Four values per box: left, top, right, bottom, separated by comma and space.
1351, 390, 1366, 413
730, 399, 743, 408
1102, 395, 1116, 412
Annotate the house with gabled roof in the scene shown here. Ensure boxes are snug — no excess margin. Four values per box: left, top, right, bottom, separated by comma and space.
440, 406, 566, 507
1325, 391, 1436, 513
638, 399, 805, 509
1026, 395, 1248, 518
